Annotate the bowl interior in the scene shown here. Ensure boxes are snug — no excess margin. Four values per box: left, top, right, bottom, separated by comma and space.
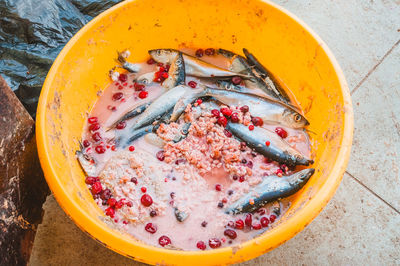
37, 0, 353, 264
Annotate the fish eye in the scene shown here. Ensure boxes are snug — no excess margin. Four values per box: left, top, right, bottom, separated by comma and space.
294, 114, 302, 122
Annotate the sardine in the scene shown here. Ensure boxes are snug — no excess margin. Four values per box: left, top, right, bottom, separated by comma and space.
117, 52, 141, 73
149, 49, 250, 78
204, 87, 308, 129
162, 52, 185, 89
225, 168, 315, 214
137, 72, 156, 84
76, 149, 97, 177
107, 101, 152, 130
225, 122, 313, 166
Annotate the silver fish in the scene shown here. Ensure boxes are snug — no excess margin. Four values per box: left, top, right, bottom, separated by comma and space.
76, 149, 97, 177
107, 101, 152, 130
149, 49, 250, 78
117, 52, 141, 73
204, 87, 308, 129
225, 122, 313, 166
225, 168, 315, 214
137, 72, 156, 84
162, 52, 185, 89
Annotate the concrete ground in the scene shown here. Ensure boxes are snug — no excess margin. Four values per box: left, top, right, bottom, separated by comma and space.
29, 0, 400, 265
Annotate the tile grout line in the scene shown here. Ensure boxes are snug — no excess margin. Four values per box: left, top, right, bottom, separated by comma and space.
351, 39, 400, 95
345, 171, 400, 215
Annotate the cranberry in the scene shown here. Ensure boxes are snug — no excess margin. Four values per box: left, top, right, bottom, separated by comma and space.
208, 238, 221, 249
257, 208, 266, 216
217, 116, 228, 127
232, 175, 238, 181
91, 182, 102, 195
232, 76, 242, 85
116, 121, 126, 130
231, 113, 239, 123
88, 117, 98, 124
235, 219, 244, 229
105, 207, 115, 217
246, 161, 253, 169
275, 127, 288, 138
95, 145, 106, 154
240, 142, 247, 151
265, 140, 270, 146
141, 194, 153, 207
195, 49, 204, 57
251, 117, 263, 126
227, 221, 235, 228
134, 83, 145, 91
112, 92, 123, 101
215, 184, 222, 191
205, 48, 215, 56
126, 201, 133, 207
217, 202, 224, 208
170, 192, 175, 198
224, 229, 237, 240
245, 213, 252, 227
118, 73, 128, 82
83, 139, 90, 147
162, 72, 169, 79
138, 91, 148, 99
157, 62, 164, 67
252, 223, 262, 230
145, 223, 157, 234
270, 214, 277, 223
107, 198, 117, 207
227, 190, 234, 196
147, 58, 156, 64
158, 66, 165, 72
241, 158, 247, 164
222, 198, 227, 203
89, 123, 100, 132
240, 105, 249, 113
107, 105, 117, 111
260, 217, 270, 227
224, 129, 232, 137
165, 64, 170, 72
248, 125, 254, 131
280, 164, 289, 173
159, 235, 171, 247
118, 85, 123, 90
220, 107, 232, 117
129, 146, 135, 152
141, 187, 147, 193
114, 200, 124, 209
188, 81, 197, 88
130, 177, 138, 184
156, 150, 165, 161
100, 188, 112, 200
85, 176, 96, 185
201, 221, 208, 227
239, 176, 245, 182
276, 169, 283, 176
196, 241, 207, 250
196, 99, 203, 105
211, 109, 220, 117
150, 210, 157, 217
92, 132, 101, 142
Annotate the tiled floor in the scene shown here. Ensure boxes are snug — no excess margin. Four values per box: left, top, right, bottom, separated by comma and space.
29, 0, 400, 265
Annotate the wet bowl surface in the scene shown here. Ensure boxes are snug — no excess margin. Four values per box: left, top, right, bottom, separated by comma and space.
36, 0, 353, 264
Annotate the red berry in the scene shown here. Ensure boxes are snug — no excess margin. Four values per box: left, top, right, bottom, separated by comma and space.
91, 182, 102, 195
215, 184, 222, 191
91, 132, 101, 142
260, 217, 270, 227
83, 139, 90, 147
141, 187, 147, 193
224, 129, 232, 137
196, 99, 203, 105
105, 207, 115, 217
205, 48, 215, 56
239, 176, 245, 182
232, 76, 242, 85
88, 117, 98, 124
275, 127, 288, 138
165, 64, 170, 72
116, 121, 126, 130
257, 208, 266, 216
265, 140, 270, 146
161, 72, 169, 79
156, 150, 165, 161
157, 62, 164, 67
220, 107, 232, 117
270, 214, 277, 223
235, 219, 244, 229
158, 66, 165, 73
118, 73, 128, 83
159, 235, 171, 247
85, 176, 96, 185
208, 238, 221, 249
111, 145, 116, 151
100, 188, 112, 200
211, 109, 220, 117
195, 49, 204, 57
145, 223, 157, 234
217, 116, 228, 127
248, 125, 254, 131
95, 145, 106, 154
150, 210, 157, 217
188, 81, 197, 88
196, 241, 206, 250
134, 83, 145, 91
251, 117, 263, 126
224, 229, 237, 239
147, 58, 156, 64
130, 177, 138, 184
89, 123, 100, 132
245, 213, 252, 227
107, 198, 117, 208
115, 200, 124, 209
252, 223, 262, 230
141, 194, 153, 207
129, 146, 135, 152
231, 113, 239, 123
107, 105, 117, 111
240, 105, 249, 113
112, 92, 123, 101
138, 91, 148, 99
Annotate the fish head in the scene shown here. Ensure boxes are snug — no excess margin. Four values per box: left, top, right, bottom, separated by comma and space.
282, 108, 310, 128
148, 49, 178, 64
288, 168, 315, 186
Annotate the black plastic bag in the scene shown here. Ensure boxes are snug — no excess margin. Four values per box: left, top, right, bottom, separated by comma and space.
0, 0, 122, 118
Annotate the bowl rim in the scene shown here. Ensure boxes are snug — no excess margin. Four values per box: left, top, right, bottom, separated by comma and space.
36, 0, 354, 264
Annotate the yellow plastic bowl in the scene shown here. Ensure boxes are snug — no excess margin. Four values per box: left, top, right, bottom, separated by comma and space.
36, 0, 353, 264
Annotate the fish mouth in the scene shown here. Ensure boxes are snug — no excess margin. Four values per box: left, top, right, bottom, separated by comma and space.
297, 168, 315, 182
